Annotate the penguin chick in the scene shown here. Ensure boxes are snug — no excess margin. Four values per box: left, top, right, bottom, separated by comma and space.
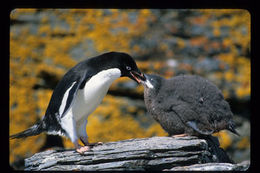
10, 52, 145, 153
140, 74, 239, 137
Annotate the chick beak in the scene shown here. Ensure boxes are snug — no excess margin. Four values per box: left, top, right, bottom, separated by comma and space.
130, 71, 146, 84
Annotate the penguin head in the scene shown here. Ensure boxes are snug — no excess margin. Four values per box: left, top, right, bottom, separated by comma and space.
140, 74, 163, 90
101, 52, 146, 83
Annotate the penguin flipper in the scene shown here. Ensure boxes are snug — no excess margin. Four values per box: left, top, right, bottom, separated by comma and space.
186, 121, 214, 135
166, 99, 214, 136
60, 71, 91, 118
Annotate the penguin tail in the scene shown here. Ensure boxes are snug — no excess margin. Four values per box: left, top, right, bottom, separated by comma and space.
227, 121, 240, 136
10, 122, 45, 139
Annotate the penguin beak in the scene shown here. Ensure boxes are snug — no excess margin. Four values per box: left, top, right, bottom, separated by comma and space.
130, 71, 146, 84
139, 74, 154, 89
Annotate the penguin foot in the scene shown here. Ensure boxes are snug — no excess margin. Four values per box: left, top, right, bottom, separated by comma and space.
76, 139, 103, 154
172, 134, 189, 138
76, 146, 91, 154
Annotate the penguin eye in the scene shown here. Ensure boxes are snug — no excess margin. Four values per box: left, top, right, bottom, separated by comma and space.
126, 66, 131, 71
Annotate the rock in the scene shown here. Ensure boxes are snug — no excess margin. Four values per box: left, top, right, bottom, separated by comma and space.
168, 160, 250, 171
24, 136, 247, 171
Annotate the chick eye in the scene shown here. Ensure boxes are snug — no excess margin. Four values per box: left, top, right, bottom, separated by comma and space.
126, 66, 131, 71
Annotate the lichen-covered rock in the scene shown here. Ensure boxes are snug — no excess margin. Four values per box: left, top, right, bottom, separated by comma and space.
24, 136, 245, 171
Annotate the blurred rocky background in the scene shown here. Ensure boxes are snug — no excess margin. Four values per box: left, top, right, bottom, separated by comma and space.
9, 9, 250, 169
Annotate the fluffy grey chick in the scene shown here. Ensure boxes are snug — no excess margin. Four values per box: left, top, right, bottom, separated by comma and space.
140, 74, 239, 137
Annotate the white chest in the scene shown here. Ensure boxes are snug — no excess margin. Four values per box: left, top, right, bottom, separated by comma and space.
69, 68, 121, 122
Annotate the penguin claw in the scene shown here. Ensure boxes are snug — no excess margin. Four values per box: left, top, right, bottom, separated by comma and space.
75, 141, 103, 154
76, 146, 91, 154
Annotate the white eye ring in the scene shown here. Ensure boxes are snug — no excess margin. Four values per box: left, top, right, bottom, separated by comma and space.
126, 66, 131, 70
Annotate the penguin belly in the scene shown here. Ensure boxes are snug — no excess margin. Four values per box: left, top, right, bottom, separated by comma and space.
59, 68, 121, 142
72, 82, 110, 122
71, 68, 121, 122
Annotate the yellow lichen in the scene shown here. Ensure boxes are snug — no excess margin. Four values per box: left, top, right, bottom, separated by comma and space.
213, 131, 232, 149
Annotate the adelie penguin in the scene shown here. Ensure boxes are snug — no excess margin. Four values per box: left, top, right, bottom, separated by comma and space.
10, 52, 145, 153
140, 74, 239, 137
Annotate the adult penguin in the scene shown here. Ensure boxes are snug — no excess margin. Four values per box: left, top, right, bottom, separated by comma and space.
10, 52, 145, 153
